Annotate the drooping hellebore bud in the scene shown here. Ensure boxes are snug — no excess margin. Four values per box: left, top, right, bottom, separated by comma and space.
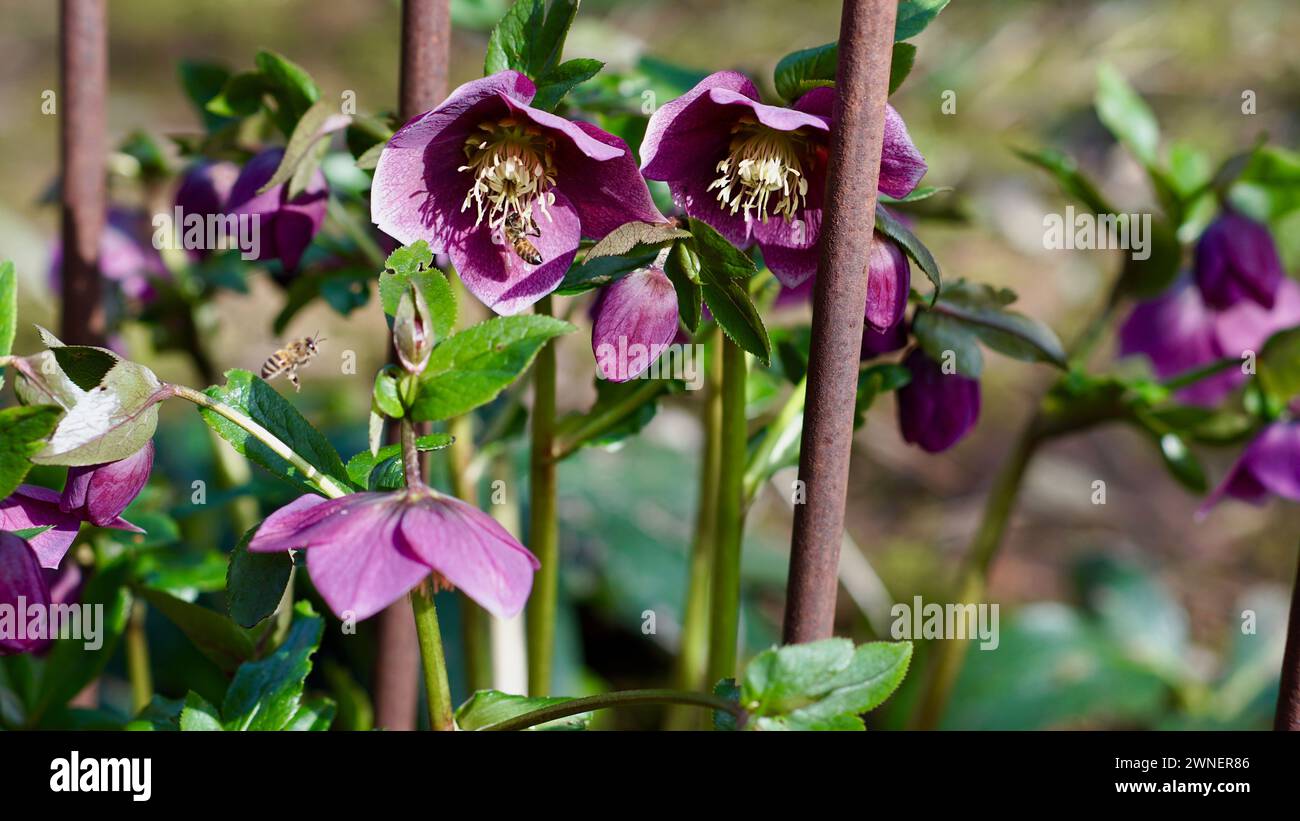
591, 266, 680, 382
174, 160, 240, 259
60, 440, 155, 528
1194, 211, 1284, 310
865, 232, 911, 333
393, 282, 433, 375
895, 348, 980, 453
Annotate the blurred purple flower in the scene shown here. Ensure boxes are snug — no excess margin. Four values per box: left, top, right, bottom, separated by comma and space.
591, 266, 679, 381
226, 147, 328, 273
1199, 422, 1300, 517
60, 440, 154, 528
371, 71, 663, 316
174, 160, 240, 260
48, 208, 167, 302
0, 532, 49, 655
1194, 212, 1284, 310
896, 348, 981, 453
249, 488, 539, 621
641, 72, 926, 288
0, 485, 141, 570
1120, 276, 1300, 406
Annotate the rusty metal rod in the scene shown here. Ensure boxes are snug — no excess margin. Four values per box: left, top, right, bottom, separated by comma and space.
59, 0, 107, 346
373, 0, 451, 732
783, 0, 898, 645
1275, 543, 1300, 730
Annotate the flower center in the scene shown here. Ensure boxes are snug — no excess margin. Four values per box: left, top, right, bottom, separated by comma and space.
459, 117, 557, 234
708, 118, 809, 222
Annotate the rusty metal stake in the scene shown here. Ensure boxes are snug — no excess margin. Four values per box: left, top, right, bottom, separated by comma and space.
783, 0, 898, 645
373, 0, 451, 732
1275, 544, 1300, 730
59, 0, 107, 346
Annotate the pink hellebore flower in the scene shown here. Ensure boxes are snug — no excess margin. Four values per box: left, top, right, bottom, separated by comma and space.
174, 160, 241, 260
1198, 422, 1300, 517
591, 266, 679, 382
248, 488, 540, 622
1194, 211, 1284, 311
0, 485, 141, 570
0, 532, 50, 655
371, 71, 664, 316
641, 72, 927, 288
60, 441, 154, 528
226, 147, 329, 274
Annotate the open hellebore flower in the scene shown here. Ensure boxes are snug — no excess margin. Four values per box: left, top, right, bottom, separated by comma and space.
60, 440, 154, 528
641, 72, 927, 288
591, 266, 679, 381
226, 147, 328, 273
371, 71, 663, 316
1194, 211, 1284, 310
896, 348, 981, 453
174, 160, 240, 259
1120, 276, 1300, 406
0, 485, 141, 570
249, 488, 540, 621
1199, 422, 1300, 516
49, 208, 167, 302
0, 532, 50, 655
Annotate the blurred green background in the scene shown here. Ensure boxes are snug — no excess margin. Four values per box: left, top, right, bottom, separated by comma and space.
1, 0, 1298, 729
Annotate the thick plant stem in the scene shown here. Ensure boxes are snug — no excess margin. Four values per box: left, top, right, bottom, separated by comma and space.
706, 338, 747, 686
1275, 543, 1300, 730
411, 586, 455, 731
480, 688, 746, 731
125, 601, 152, 713
913, 427, 1040, 729
667, 334, 723, 730
526, 295, 560, 696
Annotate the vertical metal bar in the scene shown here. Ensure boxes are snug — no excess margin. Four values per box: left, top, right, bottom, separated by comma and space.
1274, 544, 1300, 731
373, 0, 451, 731
783, 0, 898, 645
59, 0, 107, 346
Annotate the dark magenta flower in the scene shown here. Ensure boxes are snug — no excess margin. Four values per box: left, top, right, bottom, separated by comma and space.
0, 485, 140, 570
591, 266, 679, 381
371, 71, 663, 316
60, 440, 154, 528
865, 231, 911, 333
226, 147, 328, 273
1199, 422, 1300, 516
249, 488, 539, 621
174, 160, 240, 259
1120, 276, 1300, 406
0, 532, 49, 655
641, 72, 926, 288
862, 318, 908, 360
1194, 212, 1284, 310
896, 348, 981, 453
48, 208, 167, 302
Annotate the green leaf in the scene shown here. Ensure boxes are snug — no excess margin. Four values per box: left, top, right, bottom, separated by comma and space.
410, 315, 575, 422
256, 99, 348, 197
378, 241, 456, 340
1013, 146, 1117, 215
138, 587, 255, 675
222, 601, 324, 731
226, 525, 293, 629
205, 71, 268, 118
584, 221, 690, 262
920, 280, 1067, 369
878, 184, 950, 205
372, 366, 406, 419
178, 61, 236, 132
254, 49, 320, 125
484, 0, 578, 78
556, 250, 659, 295
0, 261, 16, 367
690, 218, 757, 281
1075, 555, 1190, 681
663, 240, 702, 333
178, 691, 224, 731
1095, 63, 1160, 167
912, 309, 983, 378
740, 639, 912, 730
35, 560, 131, 719
456, 689, 590, 731
855, 362, 912, 426
874, 205, 941, 298
555, 378, 668, 458
284, 696, 337, 731
345, 433, 454, 488
774, 42, 917, 102
895, 0, 950, 40
532, 58, 604, 112
0, 405, 62, 499
686, 219, 769, 363
1258, 326, 1300, 406
712, 679, 741, 731
1119, 217, 1181, 299
200, 369, 350, 496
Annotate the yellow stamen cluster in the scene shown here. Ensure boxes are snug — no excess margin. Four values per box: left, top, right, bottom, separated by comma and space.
708, 117, 809, 222
459, 117, 557, 234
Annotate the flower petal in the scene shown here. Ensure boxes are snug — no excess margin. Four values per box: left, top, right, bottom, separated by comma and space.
1199, 422, 1300, 516
592, 267, 679, 381
641, 70, 761, 181
879, 105, 928, 199
399, 494, 539, 619
896, 348, 980, 452
0, 533, 51, 654
758, 241, 819, 288
865, 234, 910, 333
707, 88, 831, 135
669, 176, 753, 248
500, 96, 623, 162
1118, 277, 1237, 406
555, 121, 665, 238
64, 440, 154, 528
307, 504, 429, 622
0, 486, 83, 569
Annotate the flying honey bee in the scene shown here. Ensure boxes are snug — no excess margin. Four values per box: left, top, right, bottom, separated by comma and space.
503, 212, 543, 265
261, 333, 324, 392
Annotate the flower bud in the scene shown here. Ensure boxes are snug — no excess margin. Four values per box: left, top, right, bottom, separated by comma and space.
226, 148, 328, 275
394, 282, 434, 375
591, 266, 679, 382
60, 440, 155, 527
1194, 212, 1283, 310
865, 232, 911, 333
896, 348, 980, 453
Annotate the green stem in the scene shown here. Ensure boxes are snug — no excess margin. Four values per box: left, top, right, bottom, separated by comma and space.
125, 600, 152, 714
667, 334, 723, 730
479, 688, 746, 731
166, 383, 350, 500
526, 295, 559, 696
410, 585, 455, 731
1162, 356, 1240, 392
328, 198, 387, 269
551, 379, 667, 461
448, 413, 493, 693
741, 375, 807, 507
706, 337, 747, 687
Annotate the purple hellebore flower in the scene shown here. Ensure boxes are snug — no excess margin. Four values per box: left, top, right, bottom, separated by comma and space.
248, 488, 540, 621
591, 266, 679, 382
1120, 276, 1300, 406
49, 208, 167, 302
641, 72, 927, 288
0, 532, 50, 655
865, 230, 911, 333
1198, 422, 1300, 517
1194, 212, 1284, 310
896, 347, 981, 453
371, 71, 664, 316
226, 147, 329, 273
862, 318, 909, 360
0, 485, 141, 570
60, 440, 154, 528
174, 160, 241, 259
